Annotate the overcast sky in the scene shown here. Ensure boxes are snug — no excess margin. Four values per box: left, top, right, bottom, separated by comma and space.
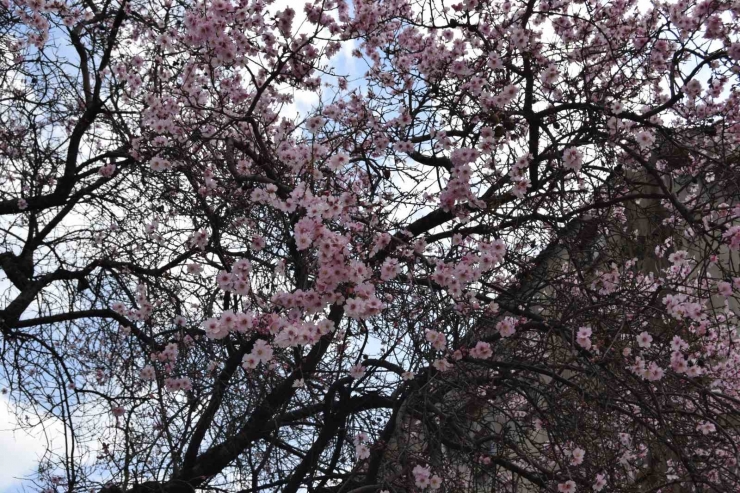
0, 395, 45, 493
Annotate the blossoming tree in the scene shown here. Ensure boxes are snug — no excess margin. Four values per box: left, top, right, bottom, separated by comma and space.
2, 0, 740, 492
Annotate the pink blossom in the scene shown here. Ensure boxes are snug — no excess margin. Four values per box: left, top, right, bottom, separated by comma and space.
412, 465, 431, 489
241, 354, 258, 370
697, 421, 716, 435
496, 317, 517, 338
717, 281, 733, 297
349, 364, 365, 380
635, 130, 655, 149
470, 341, 493, 359
571, 447, 585, 465
140, 365, 156, 381
558, 480, 576, 493
305, 116, 325, 135
593, 474, 606, 491
425, 329, 447, 351
203, 318, 229, 340
563, 148, 583, 172
429, 475, 442, 490
636, 331, 653, 348
355, 443, 370, 460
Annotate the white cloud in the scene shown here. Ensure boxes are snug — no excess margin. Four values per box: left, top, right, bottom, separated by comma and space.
0, 395, 45, 492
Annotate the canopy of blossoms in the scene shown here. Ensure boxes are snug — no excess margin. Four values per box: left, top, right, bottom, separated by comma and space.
2, 0, 740, 492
